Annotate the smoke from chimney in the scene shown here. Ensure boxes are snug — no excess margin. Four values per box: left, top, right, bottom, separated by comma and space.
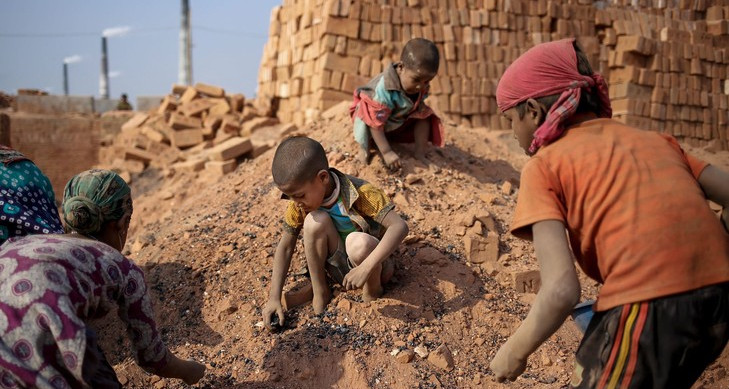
102, 26, 130, 38
63, 55, 82, 64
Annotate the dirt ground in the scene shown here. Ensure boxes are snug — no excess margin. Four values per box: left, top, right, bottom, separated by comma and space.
89, 106, 729, 388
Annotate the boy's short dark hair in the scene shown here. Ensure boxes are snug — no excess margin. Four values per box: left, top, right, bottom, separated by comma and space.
515, 41, 599, 119
272, 136, 328, 186
401, 38, 440, 74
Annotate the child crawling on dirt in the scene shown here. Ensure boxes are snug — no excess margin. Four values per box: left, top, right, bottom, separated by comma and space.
490, 38, 729, 388
262, 136, 409, 329
350, 37, 445, 169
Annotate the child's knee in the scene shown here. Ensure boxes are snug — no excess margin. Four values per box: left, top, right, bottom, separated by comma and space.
303, 210, 331, 234
345, 232, 378, 264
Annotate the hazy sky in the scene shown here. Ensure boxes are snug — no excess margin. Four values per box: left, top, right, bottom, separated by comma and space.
0, 1, 280, 102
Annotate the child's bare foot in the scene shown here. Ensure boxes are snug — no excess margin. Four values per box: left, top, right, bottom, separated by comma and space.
358, 147, 369, 165
414, 150, 429, 166
382, 150, 401, 169
312, 289, 331, 314
362, 286, 384, 302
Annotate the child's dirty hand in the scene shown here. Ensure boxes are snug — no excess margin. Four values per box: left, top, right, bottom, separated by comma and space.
382, 150, 401, 169
489, 342, 527, 382
342, 266, 371, 290
263, 299, 285, 331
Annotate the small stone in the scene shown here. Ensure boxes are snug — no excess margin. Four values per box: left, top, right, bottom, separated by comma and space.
479, 193, 503, 205
404, 174, 423, 185
394, 340, 406, 347
337, 299, 352, 311
359, 319, 367, 328
474, 338, 486, 347
427, 344, 455, 371
403, 235, 420, 244
218, 301, 238, 320
541, 353, 553, 366
501, 181, 513, 195
391, 348, 401, 356
396, 349, 415, 363
414, 346, 429, 358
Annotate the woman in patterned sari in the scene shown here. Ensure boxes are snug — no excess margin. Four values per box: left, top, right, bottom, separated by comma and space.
0, 169, 205, 388
0, 145, 64, 245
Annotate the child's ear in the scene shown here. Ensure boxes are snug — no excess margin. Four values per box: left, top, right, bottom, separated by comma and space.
525, 98, 546, 126
317, 169, 330, 183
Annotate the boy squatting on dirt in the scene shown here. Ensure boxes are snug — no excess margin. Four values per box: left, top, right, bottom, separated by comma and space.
350, 37, 445, 169
489, 38, 729, 388
262, 136, 408, 329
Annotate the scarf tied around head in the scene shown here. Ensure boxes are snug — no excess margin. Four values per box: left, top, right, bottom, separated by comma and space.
62, 169, 131, 235
496, 38, 612, 153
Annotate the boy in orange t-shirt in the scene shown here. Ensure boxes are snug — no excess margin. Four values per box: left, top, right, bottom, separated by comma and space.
490, 38, 729, 389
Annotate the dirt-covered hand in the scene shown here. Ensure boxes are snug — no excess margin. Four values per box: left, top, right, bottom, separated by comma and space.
382, 150, 401, 169
262, 299, 284, 330
490, 342, 527, 382
342, 266, 371, 290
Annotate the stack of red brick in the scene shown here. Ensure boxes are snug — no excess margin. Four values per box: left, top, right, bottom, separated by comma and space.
256, 0, 729, 150
99, 82, 297, 181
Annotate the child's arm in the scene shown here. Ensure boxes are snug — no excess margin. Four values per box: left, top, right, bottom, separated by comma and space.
490, 220, 580, 382
262, 231, 297, 329
698, 165, 729, 232
342, 210, 408, 289
370, 127, 401, 169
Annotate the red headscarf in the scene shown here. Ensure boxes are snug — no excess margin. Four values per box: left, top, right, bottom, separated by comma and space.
496, 38, 612, 153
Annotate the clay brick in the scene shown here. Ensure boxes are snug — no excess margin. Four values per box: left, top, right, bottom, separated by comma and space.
320, 53, 361, 73
123, 147, 156, 165
241, 117, 279, 137
204, 159, 237, 176
220, 118, 241, 134
513, 270, 541, 293
609, 66, 640, 84
463, 232, 499, 264
229, 94, 245, 113
207, 137, 252, 161
178, 98, 216, 117
169, 128, 204, 148
208, 98, 231, 116
321, 16, 359, 39
204, 115, 223, 133
140, 126, 167, 143
172, 158, 205, 172
121, 113, 149, 132
281, 282, 313, 310
180, 87, 198, 104
194, 82, 225, 97
168, 113, 202, 130
609, 82, 652, 100
250, 140, 275, 158
615, 35, 655, 56
171, 84, 187, 95
157, 95, 178, 114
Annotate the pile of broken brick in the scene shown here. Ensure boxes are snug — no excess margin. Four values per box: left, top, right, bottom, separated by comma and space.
98, 82, 298, 182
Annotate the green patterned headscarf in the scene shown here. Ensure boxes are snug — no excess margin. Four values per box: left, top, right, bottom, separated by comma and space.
62, 169, 132, 235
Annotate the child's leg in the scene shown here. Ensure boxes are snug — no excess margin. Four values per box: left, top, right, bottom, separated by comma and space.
413, 118, 430, 163
353, 118, 371, 165
345, 232, 390, 302
303, 210, 340, 314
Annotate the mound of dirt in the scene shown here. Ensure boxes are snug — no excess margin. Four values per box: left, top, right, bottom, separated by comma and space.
88, 105, 729, 388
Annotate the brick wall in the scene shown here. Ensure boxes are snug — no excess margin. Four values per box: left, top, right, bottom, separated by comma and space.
257, 0, 729, 150
7, 112, 98, 201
